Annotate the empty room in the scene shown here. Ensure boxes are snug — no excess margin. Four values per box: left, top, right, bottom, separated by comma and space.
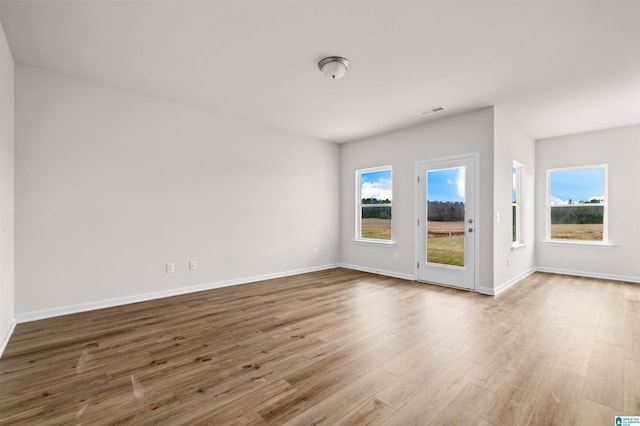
1, 1, 639, 424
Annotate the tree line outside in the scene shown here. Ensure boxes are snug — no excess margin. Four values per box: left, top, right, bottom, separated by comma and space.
550, 204, 603, 225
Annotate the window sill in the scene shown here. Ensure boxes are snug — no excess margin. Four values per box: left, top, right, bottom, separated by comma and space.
541, 240, 615, 248
352, 239, 396, 247
511, 242, 528, 250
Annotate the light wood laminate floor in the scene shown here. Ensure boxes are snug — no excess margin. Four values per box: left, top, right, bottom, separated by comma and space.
1, 268, 639, 425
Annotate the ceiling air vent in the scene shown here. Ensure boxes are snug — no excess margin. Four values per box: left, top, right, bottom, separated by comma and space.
419, 106, 447, 115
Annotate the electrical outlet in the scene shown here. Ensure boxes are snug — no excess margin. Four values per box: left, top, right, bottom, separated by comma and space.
506, 257, 510, 267
166, 263, 175, 273
313, 248, 318, 256
189, 260, 197, 271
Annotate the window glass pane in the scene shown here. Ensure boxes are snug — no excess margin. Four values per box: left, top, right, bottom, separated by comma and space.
512, 167, 517, 203
361, 206, 392, 240
512, 164, 522, 243
359, 168, 392, 240
512, 204, 517, 242
426, 167, 465, 267
549, 167, 605, 241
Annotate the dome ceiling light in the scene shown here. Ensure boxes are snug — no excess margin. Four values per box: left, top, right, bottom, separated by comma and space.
318, 56, 350, 80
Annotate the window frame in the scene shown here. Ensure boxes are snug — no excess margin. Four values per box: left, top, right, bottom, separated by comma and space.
512, 161, 524, 247
355, 165, 393, 243
545, 164, 609, 245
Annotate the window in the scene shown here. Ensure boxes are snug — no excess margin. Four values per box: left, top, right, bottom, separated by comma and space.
512, 162, 524, 245
547, 165, 607, 243
356, 166, 392, 241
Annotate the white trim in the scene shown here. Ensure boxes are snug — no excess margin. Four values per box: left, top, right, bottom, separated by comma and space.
355, 165, 393, 242
15, 264, 338, 323
546, 164, 608, 243
497, 268, 536, 295
338, 263, 415, 281
415, 153, 480, 291
512, 161, 524, 245
351, 239, 396, 246
0, 319, 16, 359
511, 242, 528, 250
535, 267, 640, 284
541, 240, 615, 248
476, 286, 495, 296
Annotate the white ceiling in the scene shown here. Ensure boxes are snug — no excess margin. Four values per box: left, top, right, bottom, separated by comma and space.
0, 1, 638, 143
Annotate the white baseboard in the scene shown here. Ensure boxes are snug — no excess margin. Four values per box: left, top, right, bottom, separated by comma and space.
482, 268, 536, 296
475, 286, 494, 296
0, 319, 16, 358
535, 267, 640, 284
15, 264, 338, 323
15, 263, 637, 325
338, 263, 415, 281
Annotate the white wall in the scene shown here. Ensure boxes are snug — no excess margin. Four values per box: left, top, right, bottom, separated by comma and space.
493, 108, 535, 291
536, 124, 640, 281
340, 108, 495, 290
15, 66, 340, 317
0, 21, 15, 351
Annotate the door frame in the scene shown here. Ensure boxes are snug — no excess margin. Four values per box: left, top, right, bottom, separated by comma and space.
415, 152, 480, 291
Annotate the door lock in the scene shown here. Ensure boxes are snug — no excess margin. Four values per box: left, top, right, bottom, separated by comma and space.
468, 228, 474, 233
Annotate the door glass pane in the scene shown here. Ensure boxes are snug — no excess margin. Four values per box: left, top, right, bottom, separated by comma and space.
426, 167, 465, 266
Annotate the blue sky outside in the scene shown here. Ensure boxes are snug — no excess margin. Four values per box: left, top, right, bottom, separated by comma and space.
512, 167, 517, 202
361, 169, 392, 201
549, 167, 605, 204
427, 167, 465, 202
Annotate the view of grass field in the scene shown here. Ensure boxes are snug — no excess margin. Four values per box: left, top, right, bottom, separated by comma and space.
361, 218, 391, 240
551, 223, 603, 240
427, 221, 464, 267
428, 235, 464, 266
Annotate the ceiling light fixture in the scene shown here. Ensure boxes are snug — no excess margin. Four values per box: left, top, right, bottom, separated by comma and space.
318, 56, 350, 80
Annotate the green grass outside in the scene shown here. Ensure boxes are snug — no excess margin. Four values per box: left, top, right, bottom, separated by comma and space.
362, 232, 392, 239
361, 218, 392, 240
427, 235, 464, 267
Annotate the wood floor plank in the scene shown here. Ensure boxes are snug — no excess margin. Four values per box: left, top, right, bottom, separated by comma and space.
429, 382, 497, 425
381, 358, 483, 425
624, 360, 640, 414
555, 323, 597, 377
583, 340, 624, 410
375, 345, 459, 409
258, 347, 396, 424
335, 397, 395, 426
576, 398, 619, 426
283, 367, 395, 425
485, 351, 557, 425
0, 269, 637, 424
527, 370, 586, 425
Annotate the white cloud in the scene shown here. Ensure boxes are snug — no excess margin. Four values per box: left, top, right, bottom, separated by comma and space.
550, 195, 604, 205
550, 196, 567, 205
446, 178, 453, 185
456, 168, 465, 198
361, 178, 392, 200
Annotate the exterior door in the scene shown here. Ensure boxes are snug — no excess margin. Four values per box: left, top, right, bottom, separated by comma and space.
417, 155, 476, 290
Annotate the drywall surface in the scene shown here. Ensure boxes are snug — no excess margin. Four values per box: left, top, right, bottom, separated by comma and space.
536, 124, 640, 281
493, 108, 535, 290
0, 21, 15, 349
340, 108, 495, 290
15, 66, 340, 315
